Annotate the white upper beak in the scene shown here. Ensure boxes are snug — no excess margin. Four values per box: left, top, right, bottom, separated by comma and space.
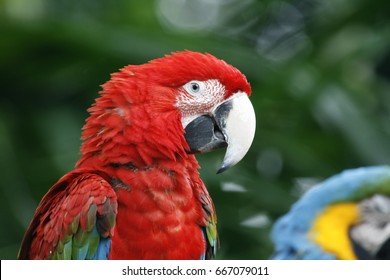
215, 92, 256, 173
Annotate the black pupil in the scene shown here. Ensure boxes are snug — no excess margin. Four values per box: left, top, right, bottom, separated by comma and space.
191, 83, 199, 91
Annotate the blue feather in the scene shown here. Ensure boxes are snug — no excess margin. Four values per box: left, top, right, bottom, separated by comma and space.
92, 238, 112, 260
271, 166, 390, 259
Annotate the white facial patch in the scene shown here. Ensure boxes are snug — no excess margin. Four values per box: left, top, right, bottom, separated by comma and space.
177, 79, 225, 127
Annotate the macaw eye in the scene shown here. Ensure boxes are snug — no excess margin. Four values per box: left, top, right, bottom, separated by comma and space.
191, 82, 200, 92
184, 80, 204, 95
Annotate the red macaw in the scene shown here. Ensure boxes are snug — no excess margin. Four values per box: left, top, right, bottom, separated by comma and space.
18, 51, 256, 260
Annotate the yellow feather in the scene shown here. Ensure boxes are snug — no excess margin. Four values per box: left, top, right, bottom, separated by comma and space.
309, 203, 359, 259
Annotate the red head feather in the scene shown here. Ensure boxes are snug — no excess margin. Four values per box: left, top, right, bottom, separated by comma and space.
133, 51, 251, 96
77, 51, 251, 168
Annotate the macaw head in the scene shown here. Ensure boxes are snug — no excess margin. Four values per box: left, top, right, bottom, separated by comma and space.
271, 166, 390, 260
79, 51, 256, 172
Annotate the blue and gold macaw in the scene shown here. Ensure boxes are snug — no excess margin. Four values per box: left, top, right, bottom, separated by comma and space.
271, 166, 390, 260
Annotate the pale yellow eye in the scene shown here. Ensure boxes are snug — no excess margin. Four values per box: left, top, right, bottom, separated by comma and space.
184, 80, 204, 95
190, 82, 200, 92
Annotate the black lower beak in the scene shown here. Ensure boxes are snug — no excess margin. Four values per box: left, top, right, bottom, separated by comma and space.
184, 115, 227, 153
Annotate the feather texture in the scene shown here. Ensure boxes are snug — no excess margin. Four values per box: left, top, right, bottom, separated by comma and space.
18, 171, 117, 259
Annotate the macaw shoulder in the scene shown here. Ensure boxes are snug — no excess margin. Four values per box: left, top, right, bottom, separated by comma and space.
18, 170, 117, 259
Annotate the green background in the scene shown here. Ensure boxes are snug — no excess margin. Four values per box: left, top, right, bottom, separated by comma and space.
1, 0, 390, 259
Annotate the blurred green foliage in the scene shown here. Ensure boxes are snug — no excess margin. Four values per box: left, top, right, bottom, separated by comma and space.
1, 0, 390, 259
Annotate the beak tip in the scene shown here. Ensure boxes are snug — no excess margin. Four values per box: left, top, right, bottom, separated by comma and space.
216, 164, 231, 174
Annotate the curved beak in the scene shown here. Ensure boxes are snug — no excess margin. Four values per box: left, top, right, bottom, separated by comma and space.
184, 92, 256, 173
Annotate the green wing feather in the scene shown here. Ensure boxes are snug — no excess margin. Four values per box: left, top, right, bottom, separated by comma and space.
18, 171, 117, 260
200, 190, 218, 259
